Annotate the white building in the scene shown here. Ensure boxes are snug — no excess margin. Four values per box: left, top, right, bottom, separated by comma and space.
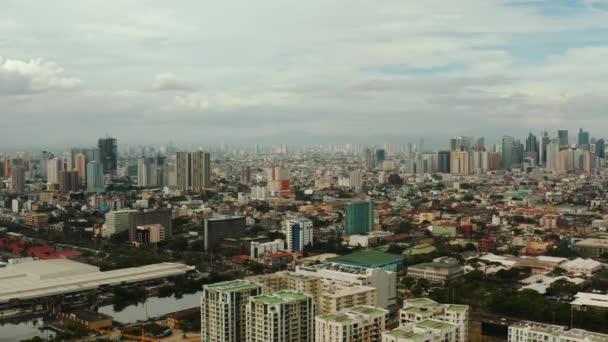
560, 258, 603, 277
246, 291, 314, 342
286, 217, 313, 252
383, 319, 460, 342
250, 185, 267, 201
508, 321, 608, 342
399, 298, 469, 342
296, 263, 397, 309
46, 157, 63, 185
201, 280, 262, 342
250, 239, 286, 259
349, 170, 363, 190
101, 209, 136, 237
315, 306, 388, 342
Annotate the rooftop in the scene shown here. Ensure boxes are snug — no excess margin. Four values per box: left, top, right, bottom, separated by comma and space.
206, 280, 260, 293
328, 250, 404, 267
253, 291, 310, 305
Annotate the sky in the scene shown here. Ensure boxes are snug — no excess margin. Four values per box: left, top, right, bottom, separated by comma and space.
1, 0, 608, 149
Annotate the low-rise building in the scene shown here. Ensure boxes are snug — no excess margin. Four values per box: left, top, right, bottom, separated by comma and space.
508, 321, 608, 342
573, 238, 608, 258
399, 298, 468, 342
383, 319, 460, 342
407, 262, 464, 285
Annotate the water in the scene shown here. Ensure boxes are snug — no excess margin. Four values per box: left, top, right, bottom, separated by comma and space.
99, 291, 202, 324
0, 318, 55, 342
0, 292, 201, 341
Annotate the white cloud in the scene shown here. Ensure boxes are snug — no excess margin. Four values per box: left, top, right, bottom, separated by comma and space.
152, 73, 199, 91
173, 91, 295, 111
0, 56, 82, 94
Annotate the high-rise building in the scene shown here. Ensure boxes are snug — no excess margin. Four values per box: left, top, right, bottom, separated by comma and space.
558, 130, 569, 148
137, 157, 164, 187
101, 209, 136, 237
449, 136, 472, 151
267, 164, 290, 197
46, 157, 63, 185
540, 131, 550, 165
201, 280, 262, 342
438, 151, 451, 173
3, 159, 10, 178
135, 224, 166, 244
375, 149, 386, 164
86, 161, 104, 193
204, 216, 246, 251
10, 166, 25, 193
364, 148, 375, 169
595, 139, 605, 159
75, 153, 87, 180
502, 136, 517, 170
98, 137, 117, 175
525, 132, 539, 164
315, 306, 388, 342
286, 217, 313, 252
58, 170, 79, 193
450, 150, 470, 175
246, 291, 315, 342
345, 199, 374, 235
349, 170, 363, 190
383, 319, 460, 342
578, 128, 590, 147
129, 209, 173, 242
545, 139, 560, 171
240, 165, 251, 184
176, 150, 211, 191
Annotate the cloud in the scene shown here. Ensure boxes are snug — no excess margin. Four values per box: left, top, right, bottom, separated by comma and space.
152, 73, 199, 91
0, 56, 82, 95
173, 91, 295, 111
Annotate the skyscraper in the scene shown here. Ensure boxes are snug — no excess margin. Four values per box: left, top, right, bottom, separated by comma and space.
98, 137, 117, 175
596, 139, 605, 159
450, 150, 470, 175
501, 136, 518, 170
201, 280, 262, 342
558, 130, 569, 148
46, 157, 63, 185
137, 157, 164, 187
58, 170, 79, 193
75, 153, 87, 180
438, 151, 451, 173
345, 199, 374, 235
86, 161, 104, 193
449, 136, 472, 151
10, 166, 25, 193
176, 150, 211, 191
545, 139, 560, 171
239, 165, 251, 184
540, 131, 550, 165
578, 128, 590, 147
246, 291, 315, 342
375, 149, 386, 164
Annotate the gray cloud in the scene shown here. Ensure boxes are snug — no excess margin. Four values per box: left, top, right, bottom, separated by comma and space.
0, 56, 82, 95
152, 73, 199, 91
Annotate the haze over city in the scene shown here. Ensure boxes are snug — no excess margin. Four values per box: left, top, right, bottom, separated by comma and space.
2, 0, 608, 148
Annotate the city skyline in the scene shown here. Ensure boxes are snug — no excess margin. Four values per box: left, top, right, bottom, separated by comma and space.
2, 1, 608, 147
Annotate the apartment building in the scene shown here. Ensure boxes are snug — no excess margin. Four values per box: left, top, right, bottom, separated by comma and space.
383, 319, 460, 342
315, 306, 389, 342
508, 321, 608, 342
201, 280, 262, 342
246, 291, 314, 342
399, 298, 468, 342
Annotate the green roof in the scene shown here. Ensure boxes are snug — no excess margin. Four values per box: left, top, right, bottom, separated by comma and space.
406, 298, 438, 306
319, 314, 353, 324
207, 280, 259, 292
446, 305, 467, 312
328, 250, 404, 267
253, 291, 310, 305
349, 306, 386, 316
385, 329, 427, 341
416, 319, 455, 331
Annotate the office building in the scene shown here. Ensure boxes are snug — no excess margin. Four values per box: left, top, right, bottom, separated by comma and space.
450, 136, 472, 151
135, 224, 166, 244
10, 166, 25, 193
508, 321, 608, 342
376, 149, 386, 164
383, 319, 460, 342
240, 165, 251, 184
86, 161, 104, 193
129, 209, 173, 242
201, 280, 262, 342
558, 130, 569, 148
315, 306, 388, 342
438, 151, 451, 173
246, 291, 314, 342
578, 128, 590, 147
286, 217, 313, 252
3, 159, 10, 178
345, 199, 374, 235
399, 298, 469, 342
596, 139, 605, 159
176, 150, 211, 191
98, 137, 117, 175
137, 157, 164, 187
203, 215, 246, 251
24, 212, 49, 228
75, 153, 87, 180
540, 131, 550, 165
58, 170, 79, 193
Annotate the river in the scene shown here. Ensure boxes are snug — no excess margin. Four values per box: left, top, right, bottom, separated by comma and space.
0, 291, 202, 341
